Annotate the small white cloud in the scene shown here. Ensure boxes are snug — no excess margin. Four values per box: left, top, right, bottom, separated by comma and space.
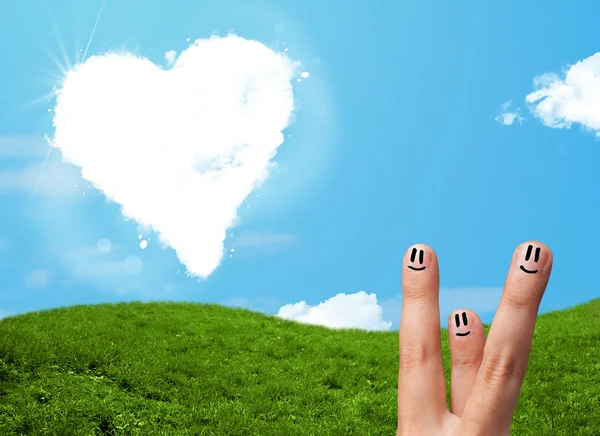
51, 34, 300, 279
23, 269, 51, 289
277, 291, 392, 331
495, 112, 525, 126
164, 50, 177, 67
495, 101, 525, 126
526, 52, 600, 136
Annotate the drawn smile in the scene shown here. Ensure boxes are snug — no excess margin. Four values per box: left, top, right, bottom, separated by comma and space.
455, 331, 471, 337
519, 265, 538, 274
407, 265, 425, 271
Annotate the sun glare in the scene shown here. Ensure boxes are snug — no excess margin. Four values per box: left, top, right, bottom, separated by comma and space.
20, 0, 107, 226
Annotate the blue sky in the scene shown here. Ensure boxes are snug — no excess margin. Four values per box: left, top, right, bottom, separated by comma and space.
1, 0, 600, 330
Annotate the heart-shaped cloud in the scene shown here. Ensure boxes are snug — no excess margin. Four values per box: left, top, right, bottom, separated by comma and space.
51, 35, 298, 278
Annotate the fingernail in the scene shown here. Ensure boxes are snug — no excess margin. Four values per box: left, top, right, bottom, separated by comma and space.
406, 245, 430, 272
518, 243, 547, 275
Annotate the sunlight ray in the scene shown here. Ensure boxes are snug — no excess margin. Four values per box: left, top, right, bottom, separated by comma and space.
20, 6, 70, 225
82, 0, 106, 63
38, 40, 69, 78
16, 88, 59, 115
51, 22, 73, 74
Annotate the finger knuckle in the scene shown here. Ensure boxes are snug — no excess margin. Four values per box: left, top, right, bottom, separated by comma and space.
452, 351, 481, 367
480, 354, 518, 388
503, 289, 537, 312
403, 283, 430, 300
399, 340, 430, 370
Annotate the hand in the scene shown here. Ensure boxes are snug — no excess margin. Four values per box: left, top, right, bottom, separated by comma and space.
397, 241, 553, 435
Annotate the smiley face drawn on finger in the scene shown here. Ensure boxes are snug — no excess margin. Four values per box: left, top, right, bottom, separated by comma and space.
407, 247, 426, 271
455, 312, 470, 337
520, 244, 540, 274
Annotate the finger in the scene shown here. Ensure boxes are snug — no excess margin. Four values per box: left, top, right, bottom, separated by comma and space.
462, 241, 553, 432
398, 244, 447, 429
448, 309, 486, 417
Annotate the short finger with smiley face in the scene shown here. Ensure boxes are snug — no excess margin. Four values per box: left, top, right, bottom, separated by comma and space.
448, 308, 486, 417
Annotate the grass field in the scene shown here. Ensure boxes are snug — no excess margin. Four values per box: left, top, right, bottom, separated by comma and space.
0, 298, 599, 435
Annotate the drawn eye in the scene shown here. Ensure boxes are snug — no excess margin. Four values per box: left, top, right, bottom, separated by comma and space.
407, 248, 426, 271
455, 312, 468, 328
455, 312, 471, 337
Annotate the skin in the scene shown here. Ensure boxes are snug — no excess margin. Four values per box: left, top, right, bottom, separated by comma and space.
397, 241, 553, 435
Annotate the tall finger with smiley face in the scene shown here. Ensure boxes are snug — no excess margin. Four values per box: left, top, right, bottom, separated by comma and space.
460, 241, 553, 433
398, 244, 447, 431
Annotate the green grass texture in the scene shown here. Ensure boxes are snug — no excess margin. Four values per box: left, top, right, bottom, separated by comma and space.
0, 298, 599, 435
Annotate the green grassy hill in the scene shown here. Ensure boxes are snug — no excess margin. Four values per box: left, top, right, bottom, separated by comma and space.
0, 299, 599, 435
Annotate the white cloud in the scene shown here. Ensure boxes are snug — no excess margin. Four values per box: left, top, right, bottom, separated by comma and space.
380, 287, 504, 327
495, 101, 525, 126
164, 50, 177, 67
277, 291, 393, 331
23, 269, 51, 289
51, 34, 299, 279
526, 52, 600, 136
495, 112, 525, 126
